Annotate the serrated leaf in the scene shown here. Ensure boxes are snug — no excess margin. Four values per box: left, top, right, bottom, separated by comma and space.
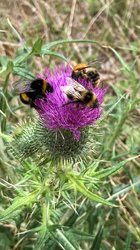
67, 174, 115, 206
0, 190, 39, 222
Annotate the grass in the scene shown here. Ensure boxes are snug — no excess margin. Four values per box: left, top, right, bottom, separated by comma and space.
0, 0, 140, 249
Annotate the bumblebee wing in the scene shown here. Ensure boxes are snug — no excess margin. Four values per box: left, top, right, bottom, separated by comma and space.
60, 85, 85, 101
13, 80, 34, 94
60, 85, 82, 99
87, 57, 105, 67
65, 77, 86, 92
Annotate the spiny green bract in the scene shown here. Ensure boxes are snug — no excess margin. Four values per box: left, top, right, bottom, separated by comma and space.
9, 118, 99, 164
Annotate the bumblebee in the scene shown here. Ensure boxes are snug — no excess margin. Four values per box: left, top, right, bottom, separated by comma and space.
14, 78, 53, 108
61, 77, 99, 108
72, 63, 100, 87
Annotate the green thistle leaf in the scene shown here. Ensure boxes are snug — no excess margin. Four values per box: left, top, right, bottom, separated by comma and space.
67, 173, 115, 206
0, 190, 39, 222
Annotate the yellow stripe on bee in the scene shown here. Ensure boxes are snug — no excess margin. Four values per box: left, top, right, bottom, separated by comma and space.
93, 94, 97, 101
86, 94, 97, 107
42, 80, 47, 94
20, 93, 30, 102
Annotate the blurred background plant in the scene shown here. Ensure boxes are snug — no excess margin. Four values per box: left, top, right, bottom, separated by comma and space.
0, 0, 140, 249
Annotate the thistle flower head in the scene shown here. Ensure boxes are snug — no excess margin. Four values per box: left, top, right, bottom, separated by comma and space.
10, 64, 107, 162
35, 65, 106, 141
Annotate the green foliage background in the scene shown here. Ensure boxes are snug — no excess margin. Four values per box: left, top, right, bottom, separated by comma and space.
0, 0, 140, 249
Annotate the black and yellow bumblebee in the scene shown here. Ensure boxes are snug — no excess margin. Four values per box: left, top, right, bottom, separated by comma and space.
61, 77, 99, 108
71, 63, 100, 87
14, 78, 53, 108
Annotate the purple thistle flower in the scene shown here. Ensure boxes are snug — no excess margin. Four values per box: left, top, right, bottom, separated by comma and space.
35, 65, 106, 141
